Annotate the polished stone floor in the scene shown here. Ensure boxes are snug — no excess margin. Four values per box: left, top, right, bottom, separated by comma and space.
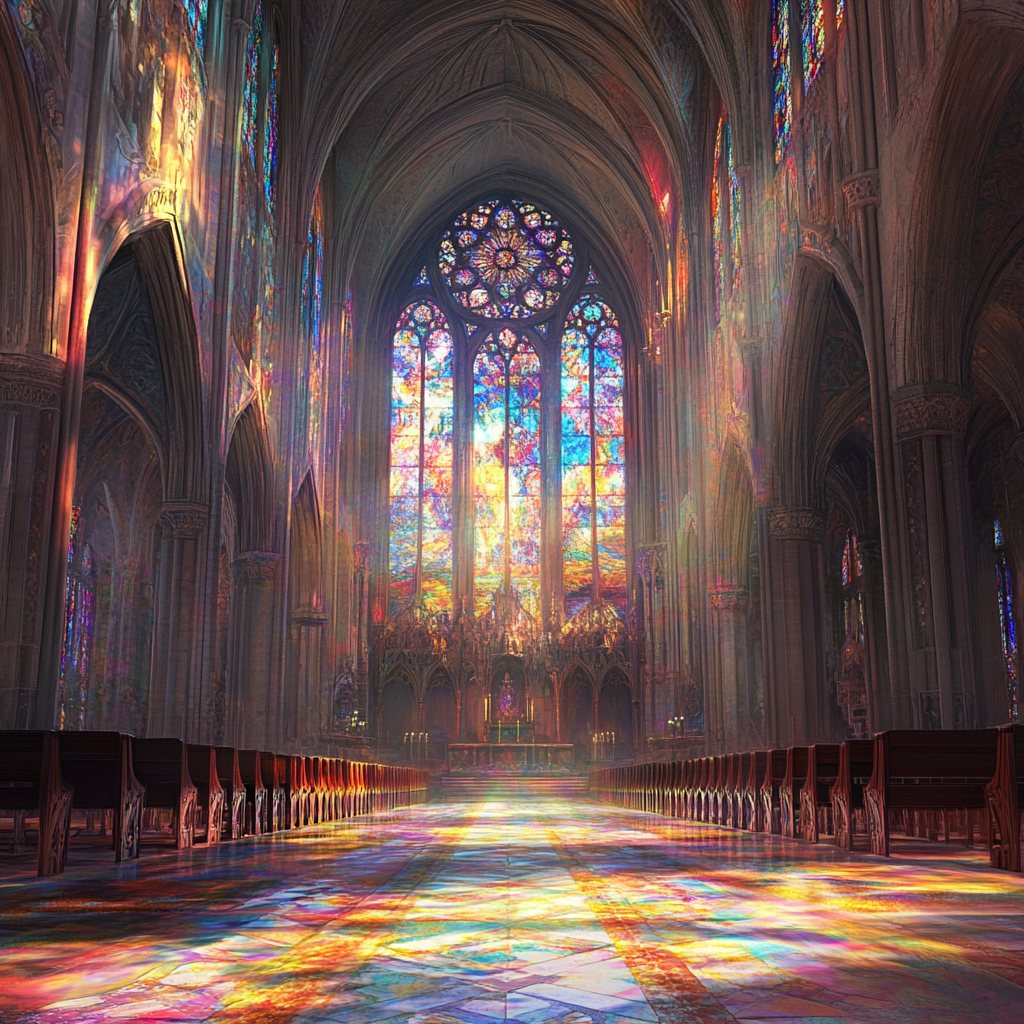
2, 800, 1023, 1023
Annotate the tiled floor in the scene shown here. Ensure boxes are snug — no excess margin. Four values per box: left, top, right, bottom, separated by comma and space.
2, 801, 1023, 1023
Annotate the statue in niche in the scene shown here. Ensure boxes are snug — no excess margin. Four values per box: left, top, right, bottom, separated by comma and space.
497, 673, 519, 720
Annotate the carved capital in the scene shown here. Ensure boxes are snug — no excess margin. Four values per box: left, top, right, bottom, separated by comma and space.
635, 543, 666, 584
231, 551, 280, 584
893, 384, 971, 439
0, 353, 65, 409
842, 171, 880, 212
292, 606, 329, 626
158, 502, 208, 538
769, 506, 826, 542
710, 588, 749, 611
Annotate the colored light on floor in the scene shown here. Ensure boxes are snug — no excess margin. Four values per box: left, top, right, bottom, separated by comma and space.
2, 802, 1023, 1022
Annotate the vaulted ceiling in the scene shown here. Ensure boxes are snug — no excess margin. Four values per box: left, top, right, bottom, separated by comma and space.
296, 0, 739, 323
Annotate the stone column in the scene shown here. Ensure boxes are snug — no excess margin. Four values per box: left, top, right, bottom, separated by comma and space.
766, 506, 828, 748
893, 385, 978, 728
710, 588, 751, 752
226, 552, 280, 749
149, 502, 208, 740
289, 608, 328, 744
0, 354, 65, 728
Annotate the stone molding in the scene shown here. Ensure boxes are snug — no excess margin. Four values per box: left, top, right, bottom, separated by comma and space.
292, 607, 330, 626
709, 589, 749, 611
1011, 434, 1024, 468
768, 506, 826, 542
842, 170, 880, 212
231, 551, 280, 584
893, 384, 971, 439
0, 352, 65, 409
157, 502, 209, 538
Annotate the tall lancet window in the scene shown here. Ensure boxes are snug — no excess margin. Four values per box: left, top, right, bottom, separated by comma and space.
386, 197, 631, 629
561, 296, 626, 615
473, 329, 542, 617
388, 300, 454, 614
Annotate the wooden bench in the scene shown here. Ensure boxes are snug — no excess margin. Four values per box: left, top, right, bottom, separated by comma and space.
780, 746, 809, 839
237, 750, 267, 835
743, 752, 768, 831
800, 744, 841, 842
214, 747, 247, 840
287, 754, 308, 827
864, 730, 999, 857
730, 752, 751, 828
985, 724, 1024, 872
261, 752, 285, 831
132, 738, 197, 849
759, 749, 787, 835
186, 744, 224, 844
830, 739, 874, 851
59, 731, 144, 861
0, 730, 73, 875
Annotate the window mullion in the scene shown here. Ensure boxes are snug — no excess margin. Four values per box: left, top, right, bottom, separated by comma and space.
589, 334, 600, 602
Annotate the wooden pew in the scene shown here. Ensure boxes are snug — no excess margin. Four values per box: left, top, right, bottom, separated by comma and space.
330, 759, 343, 820
743, 752, 768, 831
830, 739, 874, 851
260, 752, 285, 831
695, 757, 711, 821
214, 747, 247, 840
0, 730, 73, 875
985, 724, 1024, 872
186, 744, 224, 844
132, 739, 197, 849
731, 752, 751, 828
780, 747, 809, 839
237, 750, 267, 835
760, 749, 787, 835
864, 730, 999, 857
59, 731, 144, 861
800, 744, 841, 843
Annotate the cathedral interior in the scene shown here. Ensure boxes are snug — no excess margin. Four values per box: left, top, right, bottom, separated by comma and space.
2, 1, 1024, 1021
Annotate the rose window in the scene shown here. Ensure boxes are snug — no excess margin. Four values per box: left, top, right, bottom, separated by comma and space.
438, 199, 574, 319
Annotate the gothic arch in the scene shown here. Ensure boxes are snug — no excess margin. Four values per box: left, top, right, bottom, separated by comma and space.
289, 471, 324, 611
898, 7, 1024, 387
0, 6, 55, 354
225, 403, 274, 554
715, 440, 754, 591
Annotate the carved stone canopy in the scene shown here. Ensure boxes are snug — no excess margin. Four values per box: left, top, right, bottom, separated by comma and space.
892, 383, 971, 439
768, 506, 827, 542
709, 588, 750, 611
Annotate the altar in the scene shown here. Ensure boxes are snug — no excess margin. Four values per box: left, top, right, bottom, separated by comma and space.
447, 742, 575, 769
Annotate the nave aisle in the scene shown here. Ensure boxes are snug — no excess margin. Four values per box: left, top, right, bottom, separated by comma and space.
2, 801, 1022, 1023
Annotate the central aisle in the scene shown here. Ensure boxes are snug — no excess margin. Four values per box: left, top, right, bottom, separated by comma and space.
3, 800, 1023, 1023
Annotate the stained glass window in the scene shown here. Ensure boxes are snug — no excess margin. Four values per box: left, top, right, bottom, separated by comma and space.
439, 199, 574, 319
389, 301, 454, 614
802, 0, 826, 90
263, 42, 279, 212
561, 297, 626, 616
712, 115, 725, 321
473, 330, 541, 616
241, 1, 262, 167
303, 187, 324, 460
836, 0, 846, 30
772, 0, 793, 164
728, 124, 742, 289
994, 520, 1019, 721
58, 505, 94, 731
181, 0, 208, 54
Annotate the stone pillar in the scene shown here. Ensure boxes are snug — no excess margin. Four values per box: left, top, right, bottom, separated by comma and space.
893, 385, 978, 728
0, 354, 64, 729
149, 502, 208, 740
710, 588, 751, 752
226, 552, 280, 749
288, 608, 328, 744
766, 506, 827, 748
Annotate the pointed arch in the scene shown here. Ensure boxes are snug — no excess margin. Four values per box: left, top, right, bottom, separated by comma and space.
289, 471, 323, 611
225, 403, 274, 553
